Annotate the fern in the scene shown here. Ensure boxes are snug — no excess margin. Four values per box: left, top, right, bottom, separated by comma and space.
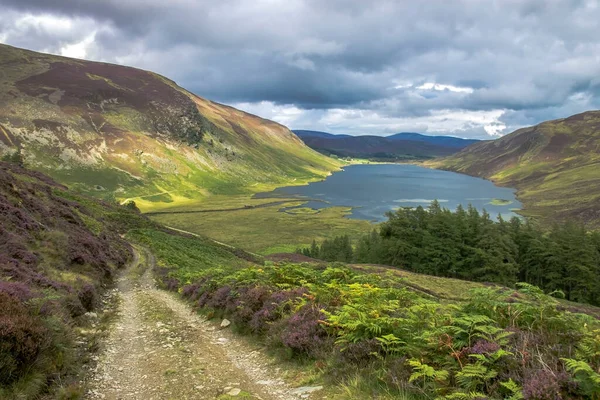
576, 329, 600, 366
376, 333, 405, 355
408, 359, 449, 390
500, 379, 524, 400
455, 362, 497, 392
562, 358, 600, 399
469, 349, 513, 366
438, 391, 488, 400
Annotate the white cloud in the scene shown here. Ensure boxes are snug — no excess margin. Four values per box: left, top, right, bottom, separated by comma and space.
60, 32, 97, 59
2, 0, 600, 138
232, 101, 307, 127
234, 101, 508, 138
416, 82, 474, 94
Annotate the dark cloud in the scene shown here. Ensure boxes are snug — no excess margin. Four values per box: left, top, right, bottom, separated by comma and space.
1, 0, 600, 138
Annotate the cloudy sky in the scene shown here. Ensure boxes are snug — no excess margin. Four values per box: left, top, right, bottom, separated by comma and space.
1, 0, 600, 138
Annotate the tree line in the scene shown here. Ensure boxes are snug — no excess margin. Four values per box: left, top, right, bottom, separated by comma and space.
298, 201, 600, 305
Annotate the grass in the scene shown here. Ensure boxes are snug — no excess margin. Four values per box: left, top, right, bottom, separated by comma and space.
489, 198, 512, 206
132, 228, 600, 400
147, 194, 374, 254
431, 111, 600, 226
126, 229, 252, 279
353, 264, 487, 301
0, 43, 344, 209
0, 161, 142, 399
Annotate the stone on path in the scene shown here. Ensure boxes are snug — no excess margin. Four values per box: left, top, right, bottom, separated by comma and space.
226, 388, 241, 396
220, 319, 231, 328
290, 386, 324, 396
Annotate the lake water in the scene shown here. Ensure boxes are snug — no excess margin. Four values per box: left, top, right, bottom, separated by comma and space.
256, 164, 521, 222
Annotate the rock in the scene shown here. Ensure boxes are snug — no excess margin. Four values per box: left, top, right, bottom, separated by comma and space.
290, 386, 324, 396
85, 312, 98, 319
220, 319, 231, 328
226, 388, 241, 396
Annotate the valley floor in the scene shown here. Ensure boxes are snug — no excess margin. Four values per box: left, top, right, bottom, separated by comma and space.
87, 246, 321, 400
147, 194, 373, 254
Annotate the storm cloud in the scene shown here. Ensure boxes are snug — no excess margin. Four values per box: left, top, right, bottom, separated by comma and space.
1, 0, 600, 138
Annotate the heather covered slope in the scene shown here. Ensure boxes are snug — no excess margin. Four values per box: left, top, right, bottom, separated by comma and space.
0, 160, 139, 397
432, 111, 600, 225
0, 44, 340, 208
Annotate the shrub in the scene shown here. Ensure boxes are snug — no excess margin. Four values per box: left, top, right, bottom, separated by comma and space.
249, 288, 307, 333
522, 369, 575, 400
207, 285, 234, 310
232, 286, 271, 325
0, 281, 33, 302
0, 292, 48, 385
279, 304, 330, 358
336, 338, 381, 366
77, 283, 97, 312
63, 294, 85, 318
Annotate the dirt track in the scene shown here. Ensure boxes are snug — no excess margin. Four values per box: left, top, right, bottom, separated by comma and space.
87, 246, 308, 400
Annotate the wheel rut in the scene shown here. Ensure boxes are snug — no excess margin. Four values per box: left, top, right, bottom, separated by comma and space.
87, 246, 306, 400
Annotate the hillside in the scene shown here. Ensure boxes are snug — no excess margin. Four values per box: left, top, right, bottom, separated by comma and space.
2, 161, 600, 399
0, 160, 139, 397
294, 129, 477, 160
0, 44, 340, 209
433, 111, 600, 225
387, 132, 481, 148
139, 222, 600, 400
293, 129, 351, 138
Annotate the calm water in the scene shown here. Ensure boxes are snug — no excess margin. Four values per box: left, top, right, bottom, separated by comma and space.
256, 164, 521, 222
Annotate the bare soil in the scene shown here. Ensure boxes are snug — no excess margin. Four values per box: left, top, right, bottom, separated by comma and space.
86, 246, 316, 400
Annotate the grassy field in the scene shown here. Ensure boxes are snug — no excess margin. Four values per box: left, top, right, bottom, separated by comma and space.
148, 194, 374, 254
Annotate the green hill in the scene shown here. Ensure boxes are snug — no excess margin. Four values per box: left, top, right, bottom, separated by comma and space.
431, 111, 600, 225
0, 44, 340, 210
2, 160, 600, 399
0, 160, 137, 397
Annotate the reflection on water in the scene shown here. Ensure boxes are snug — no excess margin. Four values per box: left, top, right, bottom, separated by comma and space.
256, 164, 521, 222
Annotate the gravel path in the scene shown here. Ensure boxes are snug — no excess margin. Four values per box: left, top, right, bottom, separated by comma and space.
87, 246, 314, 400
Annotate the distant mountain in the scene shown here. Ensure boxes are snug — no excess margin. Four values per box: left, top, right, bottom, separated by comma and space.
387, 132, 481, 148
292, 130, 477, 160
432, 110, 600, 225
294, 130, 351, 139
0, 44, 340, 209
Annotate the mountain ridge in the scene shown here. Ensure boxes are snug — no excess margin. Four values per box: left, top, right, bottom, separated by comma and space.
0, 43, 340, 209
293, 129, 479, 160
431, 110, 600, 225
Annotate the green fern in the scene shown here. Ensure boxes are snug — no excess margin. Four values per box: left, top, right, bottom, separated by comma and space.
500, 379, 524, 400
438, 391, 488, 400
469, 349, 513, 365
576, 329, 600, 366
408, 359, 449, 389
562, 358, 600, 399
376, 333, 405, 355
455, 362, 497, 392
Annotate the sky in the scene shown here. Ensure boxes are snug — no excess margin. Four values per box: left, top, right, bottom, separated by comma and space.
1, 0, 600, 139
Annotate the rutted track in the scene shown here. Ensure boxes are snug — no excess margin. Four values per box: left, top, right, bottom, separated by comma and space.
87, 245, 306, 399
